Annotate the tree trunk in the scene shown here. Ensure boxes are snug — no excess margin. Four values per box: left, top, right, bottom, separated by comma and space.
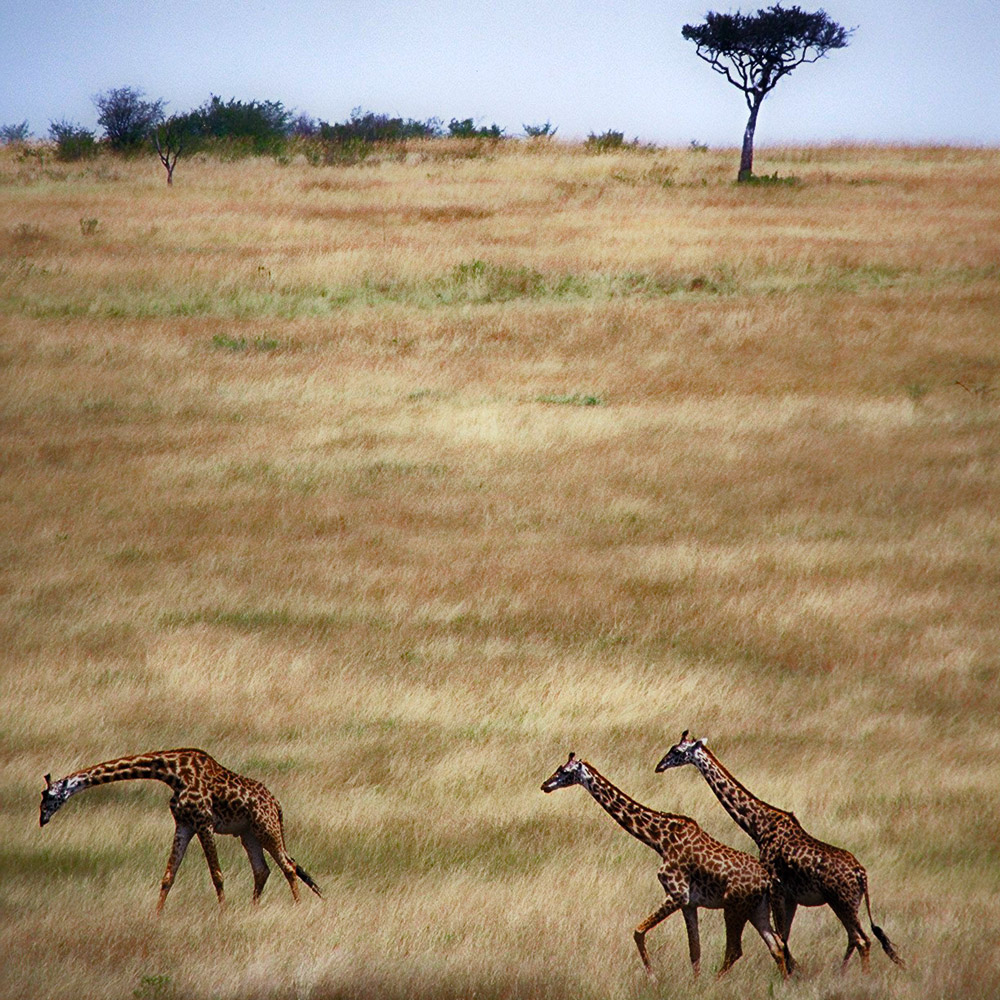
738, 98, 762, 182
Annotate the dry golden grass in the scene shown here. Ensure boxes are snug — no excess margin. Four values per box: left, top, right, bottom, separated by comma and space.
1, 139, 998, 999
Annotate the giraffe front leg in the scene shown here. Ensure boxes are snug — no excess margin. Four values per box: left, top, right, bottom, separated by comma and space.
157, 823, 194, 913
633, 900, 681, 979
196, 827, 226, 908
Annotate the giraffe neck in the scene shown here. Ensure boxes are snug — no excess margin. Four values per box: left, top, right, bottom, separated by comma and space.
578, 763, 669, 856
691, 746, 781, 844
62, 752, 185, 797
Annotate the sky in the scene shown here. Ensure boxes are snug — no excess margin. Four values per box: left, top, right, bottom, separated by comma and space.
2, 0, 998, 148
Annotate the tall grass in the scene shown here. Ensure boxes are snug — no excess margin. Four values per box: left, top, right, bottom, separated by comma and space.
1, 140, 999, 999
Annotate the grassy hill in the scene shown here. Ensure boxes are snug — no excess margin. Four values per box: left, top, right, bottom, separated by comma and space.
2, 139, 998, 999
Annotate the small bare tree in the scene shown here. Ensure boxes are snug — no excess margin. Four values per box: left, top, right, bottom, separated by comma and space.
682, 6, 852, 181
152, 115, 195, 186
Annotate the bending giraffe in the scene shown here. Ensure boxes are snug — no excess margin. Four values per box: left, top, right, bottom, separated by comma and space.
39, 748, 322, 912
541, 753, 789, 979
656, 731, 904, 972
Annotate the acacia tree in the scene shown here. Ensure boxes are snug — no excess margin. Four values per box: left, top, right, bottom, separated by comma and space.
682, 5, 852, 181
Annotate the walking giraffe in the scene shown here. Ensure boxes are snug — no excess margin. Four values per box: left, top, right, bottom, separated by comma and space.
541, 753, 789, 979
39, 748, 322, 911
655, 731, 904, 971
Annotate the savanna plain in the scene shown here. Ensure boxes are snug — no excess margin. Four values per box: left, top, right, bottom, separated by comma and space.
1, 139, 998, 1000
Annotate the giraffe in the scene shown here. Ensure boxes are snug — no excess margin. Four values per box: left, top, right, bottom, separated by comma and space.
39, 748, 322, 912
655, 731, 904, 972
541, 753, 789, 979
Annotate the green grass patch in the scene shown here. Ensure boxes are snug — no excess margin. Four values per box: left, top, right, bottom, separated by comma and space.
239, 754, 300, 775
211, 333, 280, 352
158, 606, 391, 634
219, 459, 325, 494
536, 393, 604, 407
435, 259, 548, 304
132, 974, 174, 1000
740, 172, 801, 187
107, 546, 156, 565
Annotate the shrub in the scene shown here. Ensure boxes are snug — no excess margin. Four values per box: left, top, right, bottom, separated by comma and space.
187, 95, 292, 156
314, 108, 441, 166
0, 121, 31, 144
447, 118, 505, 139
290, 112, 319, 138
48, 120, 98, 161
523, 121, 557, 139
585, 129, 627, 152
321, 108, 440, 144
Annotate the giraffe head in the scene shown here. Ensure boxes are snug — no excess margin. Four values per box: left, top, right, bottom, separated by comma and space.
654, 730, 707, 773
541, 753, 591, 793
39, 773, 76, 826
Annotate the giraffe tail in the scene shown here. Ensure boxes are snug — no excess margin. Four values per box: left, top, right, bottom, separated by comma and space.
295, 863, 323, 898
861, 873, 904, 967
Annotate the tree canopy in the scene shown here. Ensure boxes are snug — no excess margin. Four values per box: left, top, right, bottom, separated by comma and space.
94, 86, 164, 152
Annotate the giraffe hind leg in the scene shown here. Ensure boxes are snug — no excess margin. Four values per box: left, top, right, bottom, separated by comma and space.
829, 897, 870, 972
841, 936, 871, 972
772, 893, 798, 971
240, 831, 270, 903
259, 830, 301, 902
749, 896, 790, 978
